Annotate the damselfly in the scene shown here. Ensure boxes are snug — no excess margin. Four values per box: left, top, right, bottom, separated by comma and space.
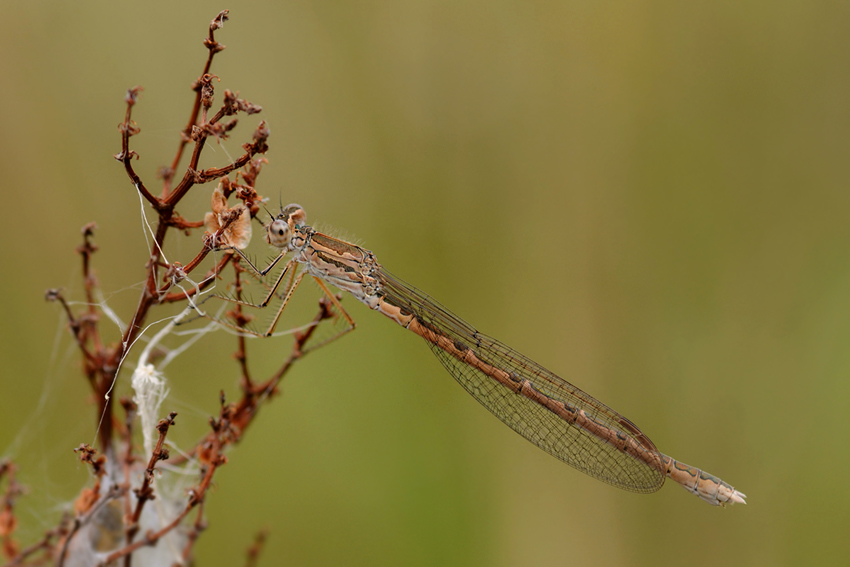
218, 204, 746, 507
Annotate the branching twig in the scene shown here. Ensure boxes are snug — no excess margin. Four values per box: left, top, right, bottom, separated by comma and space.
115, 87, 159, 210
165, 117, 268, 207
163, 10, 230, 192
124, 412, 177, 558
44, 289, 99, 375
57, 484, 126, 567
28, 12, 320, 566
98, 406, 227, 567
3, 514, 69, 567
178, 501, 208, 566
158, 255, 231, 303
99, 10, 268, 458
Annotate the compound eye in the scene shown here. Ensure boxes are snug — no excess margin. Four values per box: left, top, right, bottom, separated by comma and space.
265, 219, 290, 249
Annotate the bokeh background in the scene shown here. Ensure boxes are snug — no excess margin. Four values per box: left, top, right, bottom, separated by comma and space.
1, 1, 848, 566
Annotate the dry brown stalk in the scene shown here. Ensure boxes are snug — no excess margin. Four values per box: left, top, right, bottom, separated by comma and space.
5, 10, 345, 567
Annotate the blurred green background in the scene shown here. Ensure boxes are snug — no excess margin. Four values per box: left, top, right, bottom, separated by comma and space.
1, 1, 848, 566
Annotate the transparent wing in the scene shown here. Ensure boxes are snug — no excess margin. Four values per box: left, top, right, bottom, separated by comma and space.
378, 270, 665, 493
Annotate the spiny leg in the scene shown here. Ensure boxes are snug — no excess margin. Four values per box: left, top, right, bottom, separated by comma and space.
197, 252, 356, 347
224, 246, 287, 278
210, 264, 308, 338
214, 257, 298, 312
259, 269, 309, 337
239, 271, 356, 341
261, 258, 299, 307
297, 276, 357, 353
194, 258, 301, 338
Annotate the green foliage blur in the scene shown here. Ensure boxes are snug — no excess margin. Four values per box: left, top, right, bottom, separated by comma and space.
1, 2, 848, 566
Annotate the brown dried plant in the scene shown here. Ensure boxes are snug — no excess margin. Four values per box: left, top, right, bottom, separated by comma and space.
2, 11, 332, 567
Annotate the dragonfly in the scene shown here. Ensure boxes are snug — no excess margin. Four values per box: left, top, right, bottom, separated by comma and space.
217, 203, 746, 507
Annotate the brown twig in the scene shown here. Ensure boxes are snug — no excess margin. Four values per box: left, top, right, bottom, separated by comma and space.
163, 10, 230, 193
158, 254, 232, 303
165, 213, 206, 231
100, 13, 268, 457
244, 529, 269, 567
77, 222, 103, 354
208, 297, 337, 444
124, 412, 178, 561
115, 87, 159, 210
56, 484, 125, 567
0, 461, 24, 561
231, 262, 253, 390
119, 399, 138, 527
164, 295, 338, 469
164, 117, 267, 207
31, 11, 316, 566
44, 289, 99, 375
98, 406, 227, 567
178, 498, 208, 565
74, 444, 107, 481
3, 514, 69, 567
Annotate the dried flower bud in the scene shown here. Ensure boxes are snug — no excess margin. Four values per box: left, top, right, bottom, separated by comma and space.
204, 182, 252, 249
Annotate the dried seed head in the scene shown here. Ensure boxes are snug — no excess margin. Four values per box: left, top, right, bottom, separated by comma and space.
205, 183, 252, 249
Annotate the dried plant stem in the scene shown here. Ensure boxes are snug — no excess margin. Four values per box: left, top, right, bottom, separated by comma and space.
99, 407, 227, 567
56, 484, 126, 567
18, 11, 331, 566
124, 412, 177, 562
164, 11, 230, 193
244, 529, 269, 567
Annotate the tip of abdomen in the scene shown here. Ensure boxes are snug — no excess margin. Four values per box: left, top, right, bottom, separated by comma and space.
661, 454, 747, 507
